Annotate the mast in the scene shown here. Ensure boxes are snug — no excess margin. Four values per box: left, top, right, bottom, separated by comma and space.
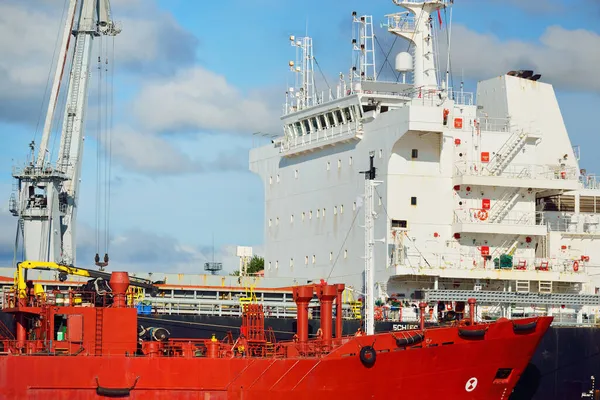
361, 153, 381, 335
387, 0, 447, 90
9, 0, 120, 266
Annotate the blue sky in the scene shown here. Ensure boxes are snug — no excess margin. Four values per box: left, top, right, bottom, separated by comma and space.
0, 0, 598, 273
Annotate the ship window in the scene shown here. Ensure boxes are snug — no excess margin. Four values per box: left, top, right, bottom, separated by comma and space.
344, 107, 353, 122
349, 157, 353, 166
309, 210, 313, 219
312, 255, 316, 264
335, 109, 344, 125
327, 161, 330, 171
319, 114, 327, 129
392, 219, 408, 229
340, 205, 344, 214
269, 176, 272, 185
276, 261, 279, 269
411, 149, 418, 159
311, 117, 319, 132
317, 209, 320, 218
330, 252, 333, 261
303, 119, 311, 134
290, 258, 294, 267
344, 249, 348, 259
302, 212, 306, 221
334, 206, 338, 215
327, 112, 335, 127
305, 256, 309, 265
276, 217, 279, 225
411, 197, 417, 206
295, 169, 298, 179
290, 214, 294, 223
322, 208, 326, 217
268, 219, 272, 227
353, 202, 356, 211
276, 174, 280, 183
268, 262, 272, 270
338, 159, 341, 169
379, 197, 382, 206
294, 121, 302, 136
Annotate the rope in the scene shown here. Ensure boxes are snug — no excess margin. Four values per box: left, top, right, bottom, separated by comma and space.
95, 37, 103, 254
375, 35, 399, 81
326, 206, 361, 281
105, 37, 116, 254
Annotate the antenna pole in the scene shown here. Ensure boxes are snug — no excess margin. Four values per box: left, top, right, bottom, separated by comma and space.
361, 153, 381, 335
445, 4, 453, 92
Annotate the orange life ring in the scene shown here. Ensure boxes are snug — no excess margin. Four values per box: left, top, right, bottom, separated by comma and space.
477, 209, 489, 221
316, 328, 323, 339
573, 261, 579, 272
446, 303, 453, 311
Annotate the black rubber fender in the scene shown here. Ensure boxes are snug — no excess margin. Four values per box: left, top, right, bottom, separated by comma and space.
513, 320, 537, 333
96, 387, 131, 397
96, 377, 139, 397
395, 332, 425, 347
359, 345, 377, 367
458, 327, 487, 338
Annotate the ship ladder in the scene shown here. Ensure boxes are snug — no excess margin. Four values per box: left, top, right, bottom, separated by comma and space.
95, 308, 104, 356
265, 327, 276, 357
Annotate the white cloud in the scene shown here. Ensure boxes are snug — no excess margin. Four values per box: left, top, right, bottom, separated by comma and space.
104, 126, 249, 174
444, 25, 600, 93
0, 0, 197, 124
133, 67, 279, 134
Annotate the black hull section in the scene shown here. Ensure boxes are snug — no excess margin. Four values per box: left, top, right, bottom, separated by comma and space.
2, 311, 598, 399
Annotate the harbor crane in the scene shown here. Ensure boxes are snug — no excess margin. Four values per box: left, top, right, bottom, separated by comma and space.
9, 0, 120, 268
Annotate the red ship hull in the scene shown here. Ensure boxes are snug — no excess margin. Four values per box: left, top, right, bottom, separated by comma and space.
0, 316, 552, 400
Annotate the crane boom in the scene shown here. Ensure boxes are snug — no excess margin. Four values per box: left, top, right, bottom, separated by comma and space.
15, 261, 158, 299
10, 0, 120, 266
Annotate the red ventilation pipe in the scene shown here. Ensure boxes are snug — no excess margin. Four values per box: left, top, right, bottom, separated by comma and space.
293, 285, 314, 343
335, 284, 345, 338
468, 298, 476, 325
316, 283, 337, 347
109, 272, 130, 308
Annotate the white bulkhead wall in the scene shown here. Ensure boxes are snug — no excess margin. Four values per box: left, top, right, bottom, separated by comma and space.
476, 75, 579, 172
250, 102, 448, 290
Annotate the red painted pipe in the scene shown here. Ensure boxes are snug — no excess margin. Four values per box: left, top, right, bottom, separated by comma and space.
468, 298, 476, 325
335, 284, 345, 338
293, 286, 314, 343
16, 313, 26, 349
419, 302, 427, 331
317, 284, 337, 346
109, 272, 130, 308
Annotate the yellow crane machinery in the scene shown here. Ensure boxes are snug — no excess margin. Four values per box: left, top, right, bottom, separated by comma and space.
14, 261, 160, 299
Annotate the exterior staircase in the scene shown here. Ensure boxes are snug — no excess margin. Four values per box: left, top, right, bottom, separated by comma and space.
488, 190, 522, 223
485, 129, 529, 176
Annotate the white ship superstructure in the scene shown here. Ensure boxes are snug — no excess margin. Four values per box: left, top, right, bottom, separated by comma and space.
250, 0, 600, 322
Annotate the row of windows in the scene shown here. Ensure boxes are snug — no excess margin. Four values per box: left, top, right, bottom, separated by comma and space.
268, 203, 357, 227
267, 250, 349, 270
285, 105, 360, 138
268, 146, 407, 186
269, 157, 355, 185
